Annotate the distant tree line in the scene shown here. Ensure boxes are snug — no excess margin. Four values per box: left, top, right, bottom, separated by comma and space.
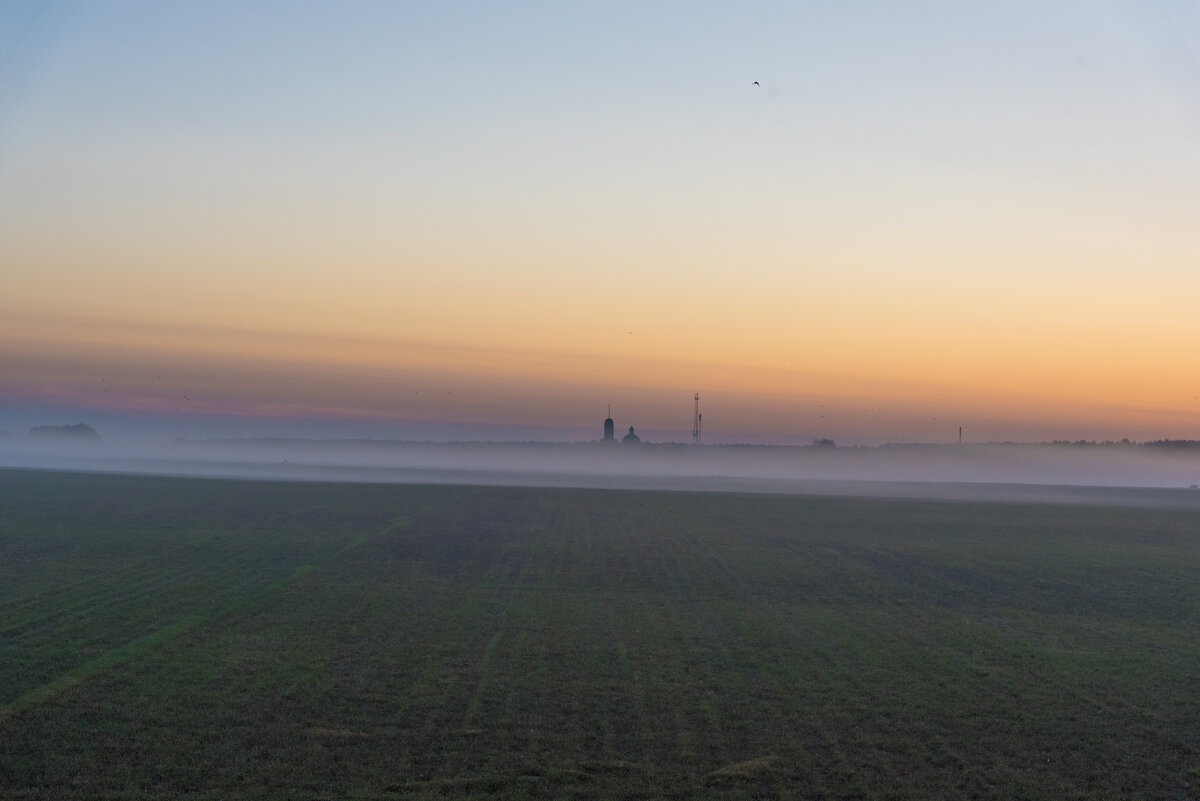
30, 423, 100, 439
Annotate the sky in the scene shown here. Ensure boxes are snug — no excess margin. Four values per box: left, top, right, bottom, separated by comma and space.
2, 1, 1199, 445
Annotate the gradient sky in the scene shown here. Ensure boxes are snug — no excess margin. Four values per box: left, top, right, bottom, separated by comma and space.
2, 1, 1199, 444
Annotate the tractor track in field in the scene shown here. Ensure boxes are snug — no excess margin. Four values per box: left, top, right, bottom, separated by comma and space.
0, 503, 440, 722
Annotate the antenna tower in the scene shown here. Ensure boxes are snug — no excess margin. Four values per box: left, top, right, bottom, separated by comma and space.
692, 393, 701, 445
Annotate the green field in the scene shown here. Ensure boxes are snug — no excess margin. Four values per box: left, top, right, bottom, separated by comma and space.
2, 468, 1198, 799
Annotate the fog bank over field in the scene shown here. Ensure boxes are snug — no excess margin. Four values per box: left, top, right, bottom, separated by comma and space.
3, 433, 1200, 506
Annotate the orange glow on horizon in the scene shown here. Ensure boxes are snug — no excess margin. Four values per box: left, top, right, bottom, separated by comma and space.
4, 310, 1198, 443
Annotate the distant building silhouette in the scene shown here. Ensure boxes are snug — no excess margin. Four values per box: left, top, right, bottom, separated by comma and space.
603, 406, 615, 442
622, 425, 641, 445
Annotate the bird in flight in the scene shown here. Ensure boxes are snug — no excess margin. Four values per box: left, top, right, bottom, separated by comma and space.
752, 81, 760, 86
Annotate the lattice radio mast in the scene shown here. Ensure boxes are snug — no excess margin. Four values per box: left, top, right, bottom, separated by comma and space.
692, 393, 702, 445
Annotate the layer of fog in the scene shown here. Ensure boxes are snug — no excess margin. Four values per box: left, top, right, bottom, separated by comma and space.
4, 432, 1200, 507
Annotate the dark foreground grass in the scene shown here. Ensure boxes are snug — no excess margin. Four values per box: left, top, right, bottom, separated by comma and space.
1, 468, 1198, 799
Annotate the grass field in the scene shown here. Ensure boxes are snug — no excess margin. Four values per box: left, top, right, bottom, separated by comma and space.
2, 468, 1198, 799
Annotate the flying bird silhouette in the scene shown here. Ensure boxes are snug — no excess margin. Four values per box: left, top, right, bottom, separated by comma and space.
752, 81, 760, 86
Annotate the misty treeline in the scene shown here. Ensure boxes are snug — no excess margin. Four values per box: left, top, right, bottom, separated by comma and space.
28, 423, 100, 439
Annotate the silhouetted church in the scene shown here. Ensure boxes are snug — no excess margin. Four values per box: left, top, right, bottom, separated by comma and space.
601, 408, 641, 444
